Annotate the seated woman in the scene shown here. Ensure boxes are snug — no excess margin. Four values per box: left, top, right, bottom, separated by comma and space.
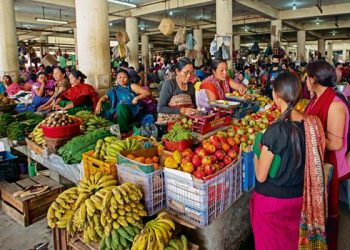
95, 69, 150, 133
197, 60, 247, 109
38, 67, 71, 112
232, 71, 245, 86
157, 57, 197, 124
0, 75, 23, 96
30, 72, 55, 110
55, 70, 99, 114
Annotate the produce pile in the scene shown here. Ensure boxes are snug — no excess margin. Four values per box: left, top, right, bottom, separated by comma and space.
255, 95, 272, 107
0, 94, 16, 105
58, 129, 111, 164
0, 113, 15, 137
28, 123, 46, 147
47, 173, 148, 246
92, 137, 141, 164
225, 91, 255, 101
5, 112, 43, 140
41, 112, 77, 127
75, 111, 112, 133
162, 124, 192, 142
295, 99, 309, 112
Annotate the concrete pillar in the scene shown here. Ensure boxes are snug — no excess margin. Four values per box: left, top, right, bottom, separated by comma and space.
318, 39, 325, 58
233, 35, 241, 51
343, 49, 348, 61
193, 29, 203, 67
0, 0, 19, 82
149, 43, 153, 67
216, 0, 233, 68
271, 19, 282, 45
284, 44, 289, 57
327, 43, 333, 64
141, 35, 149, 69
125, 17, 139, 70
297, 30, 306, 61
38, 35, 48, 58
75, 0, 110, 91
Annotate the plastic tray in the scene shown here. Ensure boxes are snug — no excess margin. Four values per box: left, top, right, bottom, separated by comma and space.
164, 159, 242, 227
117, 164, 165, 216
83, 150, 117, 179
242, 151, 255, 191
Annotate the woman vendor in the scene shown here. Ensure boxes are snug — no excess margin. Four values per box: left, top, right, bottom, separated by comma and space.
157, 57, 197, 124
38, 67, 71, 112
197, 59, 247, 109
30, 72, 55, 110
0, 75, 23, 96
95, 68, 150, 133
55, 70, 99, 114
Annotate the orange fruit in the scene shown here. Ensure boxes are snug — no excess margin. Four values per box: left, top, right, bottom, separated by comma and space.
127, 154, 135, 160
152, 156, 159, 163
153, 163, 160, 170
145, 158, 153, 164
135, 157, 145, 164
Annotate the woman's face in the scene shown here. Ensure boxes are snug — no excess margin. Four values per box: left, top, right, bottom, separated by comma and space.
238, 73, 244, 82
213, 62, 228, 81
116, 72, 129, 86
69, 74, 80, 86
281, 64, 287, 70
176, 64, 194, 84
37, 74, 47, 84
3, 76, 11, 85
306, 74, 315, 92
53, 68, 65, 81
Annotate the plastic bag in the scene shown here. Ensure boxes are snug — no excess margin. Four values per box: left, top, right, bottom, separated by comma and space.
214, 45, 223, 60
115, 32, 130, 45
178, 43, 187, 52
251, 42, 260, 55
174, 27, 186, 45
210, 36, 217, 55
265, 44, 272, 56
158, 17, 175, 36
222, 43, 231, 60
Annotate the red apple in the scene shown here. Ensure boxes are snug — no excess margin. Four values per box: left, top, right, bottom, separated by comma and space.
247, 127, 255, 134
219, 137, 228, 145
227, 137, 236, 147
223, 156, 232, 166
201, 156, 211, 166
212, 140, 222, 150
218, 162, 225, 169
204, 165, 215, 176
233, 125, 240, 132
232, 145, 240, 154
181, 156, 192, 164
213, 163, 220, 171
195, 147, 206, 158
227, 149, 237, 160
205, 144, 216, 154
193, 168, 205, 179
210, 155, 218, 163
209, 135, 220, 144
234, 137, 241, 145
182, 148, 194, 158
214, 150, 225, 160
222, 143, 230, 153
192, 155, 202, 167
240, 135, 248, 143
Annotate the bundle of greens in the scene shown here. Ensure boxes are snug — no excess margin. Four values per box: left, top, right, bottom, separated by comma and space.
0, 113, 15, 137
162, 123, 192, 142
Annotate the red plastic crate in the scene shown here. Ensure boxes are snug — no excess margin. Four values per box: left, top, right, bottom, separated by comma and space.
190, 110, 232, 135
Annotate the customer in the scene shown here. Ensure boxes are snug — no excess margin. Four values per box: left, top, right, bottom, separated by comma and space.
157, 57, 197, 124
38, 67, 70, 112
305, 60, 350, 250
264, 55, 283, 98
55, 70, 99, 114
95, 68, 150, 133
251, 72, 328, 250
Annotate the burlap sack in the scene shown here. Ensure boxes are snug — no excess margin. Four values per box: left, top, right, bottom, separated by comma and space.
158, 17, 175, 36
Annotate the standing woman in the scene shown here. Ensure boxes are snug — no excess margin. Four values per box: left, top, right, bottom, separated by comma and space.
157, 57, 197, 124
251, 72, 328, 250
305, 60, 350, 250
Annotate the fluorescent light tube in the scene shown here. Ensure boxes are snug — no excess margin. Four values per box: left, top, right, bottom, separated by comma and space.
108, 0, 137, 8
35, 18, 68, 24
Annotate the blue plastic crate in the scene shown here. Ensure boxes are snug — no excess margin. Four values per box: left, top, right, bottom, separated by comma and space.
242, 151, 255, 191
0, 151, 18, 182
164, 159, 242, 227
117, 165, 165, 216
233, 105, 260, 119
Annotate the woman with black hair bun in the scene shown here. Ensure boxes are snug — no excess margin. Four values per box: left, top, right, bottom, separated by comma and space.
95, 68, 150, 133
251, 72, 328, 249
54, 70, 99, 114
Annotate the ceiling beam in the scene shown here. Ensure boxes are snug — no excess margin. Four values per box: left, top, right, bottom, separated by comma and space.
302, 20, 350, 31
283, 20, 323, 39
30, 0, 75, 8
279, 3, 350, 20
235, 0, 278, 19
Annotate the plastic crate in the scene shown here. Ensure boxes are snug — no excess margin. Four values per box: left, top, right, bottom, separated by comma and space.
0, 151, 18, 182
164, 159, 242, 227
117, 164, 165, 216
83, 151, 117, 179
242, 151, 255, 191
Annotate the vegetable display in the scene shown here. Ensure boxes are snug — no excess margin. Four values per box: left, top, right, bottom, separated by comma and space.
0, 113, 15, 137
162, 124, 192, 142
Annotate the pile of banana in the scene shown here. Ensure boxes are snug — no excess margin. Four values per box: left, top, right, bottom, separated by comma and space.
165, 235, 189, 250
93, 136, 141, 163
85, 116, 112, 132
100, 225, 140, 250
131, 212, 175, 250
255, 95, 272, 107
75, 111, 95, 132
28, 123, 46, 147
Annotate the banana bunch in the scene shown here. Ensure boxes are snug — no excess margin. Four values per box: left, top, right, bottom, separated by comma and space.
28, 123, 46, 147
47, 187, 79, 235
100, 225, 140, 250
131, 212, 176, 250
85, 116, 112, 132
256, 95, 272, 107
165, 235, 188, 250
75, 111, 95, 132
93, 137, 141, 163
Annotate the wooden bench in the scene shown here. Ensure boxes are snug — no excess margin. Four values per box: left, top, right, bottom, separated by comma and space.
0, 175, 63, 226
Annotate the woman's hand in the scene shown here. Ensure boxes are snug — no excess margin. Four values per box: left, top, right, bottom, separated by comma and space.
54, 104, 61, 110
132, 96, 140, 105
181, 107, 197, 116
95, 102, 102, 114
238, 84, 247, 95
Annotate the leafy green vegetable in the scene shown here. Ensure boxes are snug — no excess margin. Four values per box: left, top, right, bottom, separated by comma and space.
162, 123, 192, 142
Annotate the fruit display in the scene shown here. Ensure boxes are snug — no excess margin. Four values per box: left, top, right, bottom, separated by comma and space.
0, 94, 16, 105
165, 235, 189, 250
41, 112, 77, 127
92, 137, 141, 163
28, 123, 46, 147
58, 129, 111, 164
85, 116, 112, 132
162, 124, 192, 142
295, 99, 309, 112
125, 153, 160, 170
175, 117, 193, 130
255, 95, 272, 107
225, 91, 255, 101
100, 225, 140, 250
47, 173, 148, 246
131, 212, 175, 250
